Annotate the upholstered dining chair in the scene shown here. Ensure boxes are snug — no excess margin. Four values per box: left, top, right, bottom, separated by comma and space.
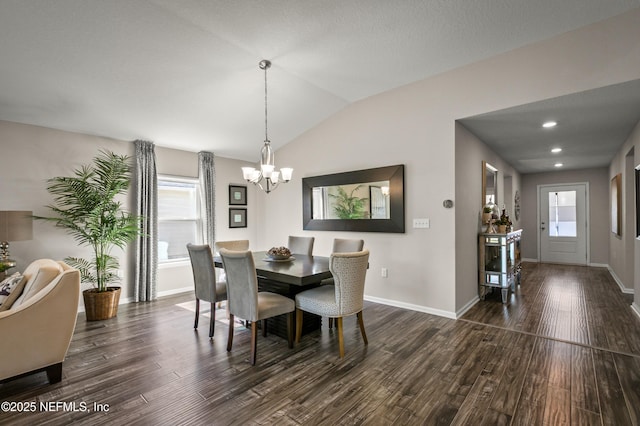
187, 244, 228, 338
288, 235, 315, 256
219, 248, 295, 365
323, 238, 365, 329
324, 238, 364, 284
295, 250, 370, 358
332, 238, 364, 253
214, 240, 250, 294
214, 239, 249, 252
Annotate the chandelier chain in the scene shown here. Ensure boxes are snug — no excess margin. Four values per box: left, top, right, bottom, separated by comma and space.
264, 62, 268, 142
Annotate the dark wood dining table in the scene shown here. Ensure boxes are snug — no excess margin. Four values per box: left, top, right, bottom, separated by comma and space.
214, 251, 332, 338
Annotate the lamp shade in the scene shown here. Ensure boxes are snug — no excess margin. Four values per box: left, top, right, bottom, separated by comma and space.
0, 211, 33, 242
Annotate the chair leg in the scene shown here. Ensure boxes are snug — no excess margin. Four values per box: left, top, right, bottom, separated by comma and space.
209, 302, 215, 338
46, 363, 63, 384
287, 312, 294, 349
227, 313, 234, 352
295, 308, 303, 343
329, 317, 333, 329
262, 319, 267, 337
250, 321, 258, 365
357, 311, 368, 345
337, 317, 344, 358
194, 298, 200, 329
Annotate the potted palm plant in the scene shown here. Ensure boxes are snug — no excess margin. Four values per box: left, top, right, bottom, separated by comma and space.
329, 185, 369, 219
36, 150, 141, 320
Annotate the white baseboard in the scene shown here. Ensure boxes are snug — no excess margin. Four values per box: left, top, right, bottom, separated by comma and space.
157, 286, 193, 298
455, 296, 479, 319
522, 258, 538, 263
632, 302, 640, 320
607, 266, 635, 294
364, 295, 457, 319
589, 262, 608, 268
77, 286, 192, 313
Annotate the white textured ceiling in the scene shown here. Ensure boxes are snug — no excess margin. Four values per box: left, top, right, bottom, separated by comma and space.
0, 0, 639, 163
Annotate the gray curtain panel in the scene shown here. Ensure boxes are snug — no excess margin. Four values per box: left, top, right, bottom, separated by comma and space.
134, 140, 158, 302
198, 151, 216, 246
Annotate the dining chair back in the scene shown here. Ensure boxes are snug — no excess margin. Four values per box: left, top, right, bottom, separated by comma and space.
288, 236, 315, 256
322, 238, 365, 295
295, 249, 370, 357
219, 249, 295, 365
214, 240, 249, 284
332, 238, 364, 253
214, 239, 249, 253
187, 244, 228, 338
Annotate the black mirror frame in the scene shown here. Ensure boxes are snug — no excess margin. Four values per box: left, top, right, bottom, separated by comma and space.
302, 164, 405, 233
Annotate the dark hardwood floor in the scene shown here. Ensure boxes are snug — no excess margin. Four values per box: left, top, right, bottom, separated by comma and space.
1, 262, 639, 425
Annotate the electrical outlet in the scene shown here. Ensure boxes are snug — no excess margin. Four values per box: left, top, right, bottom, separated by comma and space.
413, 218, 430, 228
381, 267, 388, 278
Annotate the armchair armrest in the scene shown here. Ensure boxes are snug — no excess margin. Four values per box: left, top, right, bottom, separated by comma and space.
0, 269, 80, 382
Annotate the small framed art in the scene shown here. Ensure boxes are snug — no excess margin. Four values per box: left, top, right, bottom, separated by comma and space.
229, 185, 247, 205
229, 208, 247, 228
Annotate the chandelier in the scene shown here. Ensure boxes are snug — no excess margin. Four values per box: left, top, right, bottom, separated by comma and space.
241, 60, 293, 193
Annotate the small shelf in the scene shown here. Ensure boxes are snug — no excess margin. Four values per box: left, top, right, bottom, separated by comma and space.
479, 229, 522, 303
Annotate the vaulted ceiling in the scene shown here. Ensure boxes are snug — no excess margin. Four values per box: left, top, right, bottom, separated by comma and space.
1, 0, 639, 168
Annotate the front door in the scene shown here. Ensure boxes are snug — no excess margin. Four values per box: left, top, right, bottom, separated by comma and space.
539, 183, 588, 265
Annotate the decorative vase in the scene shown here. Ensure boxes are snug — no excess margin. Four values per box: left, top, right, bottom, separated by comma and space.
83, 287, 121, 321
498, 224, 507, 233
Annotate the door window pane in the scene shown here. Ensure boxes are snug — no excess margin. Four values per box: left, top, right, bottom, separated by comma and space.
549, 191, 576, 237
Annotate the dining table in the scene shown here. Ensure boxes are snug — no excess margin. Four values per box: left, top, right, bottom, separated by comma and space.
214, 251, 332, 338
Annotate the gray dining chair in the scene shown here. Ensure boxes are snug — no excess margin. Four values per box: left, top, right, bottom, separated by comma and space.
187, 244, 228, 338
214, 240, 249, 252
323, 238, 365, 328
214, 240, 250, 296
288, 236, 315, 256
219, 248, 295, 365
332, 238, 364, 253
295, 249, 370, 358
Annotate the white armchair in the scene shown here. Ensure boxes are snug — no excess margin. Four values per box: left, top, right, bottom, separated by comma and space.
0, 260, 80, 384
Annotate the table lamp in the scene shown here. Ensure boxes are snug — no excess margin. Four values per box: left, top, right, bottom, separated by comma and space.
0, 211, 33, 276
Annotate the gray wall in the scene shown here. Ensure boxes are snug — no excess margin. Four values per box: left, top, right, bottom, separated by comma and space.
258, 9, 640, 316
455, 122, 521, 313
0, 120, 256, 306
609, 118, 640, 306
520, 168, 609, 264
2, 9, 640, 318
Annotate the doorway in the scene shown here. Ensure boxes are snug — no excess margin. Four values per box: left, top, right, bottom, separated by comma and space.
538, 183, 588, 265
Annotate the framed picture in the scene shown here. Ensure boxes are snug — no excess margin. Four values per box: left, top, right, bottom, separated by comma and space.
611, 173, 622, 236
229, 208, 247, 228
229, 185, 247, 206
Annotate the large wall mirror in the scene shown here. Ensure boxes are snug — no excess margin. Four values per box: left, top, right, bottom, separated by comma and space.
482, 161, 498, 206
302, 164, 405, 233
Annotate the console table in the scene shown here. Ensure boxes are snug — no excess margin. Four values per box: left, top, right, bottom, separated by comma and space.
479, 229, 522, 303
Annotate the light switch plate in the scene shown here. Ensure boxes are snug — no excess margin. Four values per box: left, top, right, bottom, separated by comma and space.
413, 218, 430, 228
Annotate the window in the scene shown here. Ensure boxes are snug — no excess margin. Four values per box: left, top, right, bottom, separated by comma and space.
158, 176, 201, 262
548, 190, 577, 237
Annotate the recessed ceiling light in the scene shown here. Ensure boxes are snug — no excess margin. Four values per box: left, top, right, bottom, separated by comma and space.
554, 163, 563, 167
551, 147, 562, 153
543, 121, 557, 128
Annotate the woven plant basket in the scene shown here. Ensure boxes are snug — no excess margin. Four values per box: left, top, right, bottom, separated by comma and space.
83, 287, 121, 321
